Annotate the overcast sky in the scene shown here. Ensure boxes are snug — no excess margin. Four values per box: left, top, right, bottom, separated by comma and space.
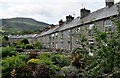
0, 0, 120, 24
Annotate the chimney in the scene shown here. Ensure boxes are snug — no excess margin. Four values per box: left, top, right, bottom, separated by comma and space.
80, 8, 90, 19
59, 19, 64, 26
105, 0, 114, 8
66, 15, 74, 23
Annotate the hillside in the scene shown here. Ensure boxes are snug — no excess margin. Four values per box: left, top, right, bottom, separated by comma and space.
1, 17, 49, 34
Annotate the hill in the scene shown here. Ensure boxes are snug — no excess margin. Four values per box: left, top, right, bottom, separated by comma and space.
1, 17, 49, 34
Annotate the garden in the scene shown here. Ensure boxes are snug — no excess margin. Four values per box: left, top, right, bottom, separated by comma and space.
1, 16, 120, 78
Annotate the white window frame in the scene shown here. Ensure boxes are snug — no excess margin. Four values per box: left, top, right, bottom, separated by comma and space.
89, 24, 94, 29
55, 33, 58, 37
68, 30, 71, 38
105, 20, 112, 27
52, 34, 55, 38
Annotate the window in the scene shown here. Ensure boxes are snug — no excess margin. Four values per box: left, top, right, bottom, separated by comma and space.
104, 20, 112, 32
55, 33, 58, 37
61, 32, 63, 39
55, 42, 58, 49
89, 24, 95, 36
77, 27, 81, 32
88, 39, 94, 47
52, 34, 55, 38
89, 24, 94, 29
68, 30, 71, 38
76, 27, 80, 35
61, 42, 63, 50
88, 39, 94, 56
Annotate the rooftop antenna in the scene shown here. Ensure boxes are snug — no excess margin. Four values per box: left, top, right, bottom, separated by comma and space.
73, 13, 75, 18
82, 2, 85, 9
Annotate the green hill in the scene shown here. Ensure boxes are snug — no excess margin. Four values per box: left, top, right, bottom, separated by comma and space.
2, 17, 49, 34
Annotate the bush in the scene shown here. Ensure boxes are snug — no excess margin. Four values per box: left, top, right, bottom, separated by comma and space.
51, 54, 70, 67
16, 65, 33, 78
37, 53, 61, 76
33, 64, 50, 78
21, 38, 29, 45
60, 65, 79, 77
27, 59, 40, 66
25, 44, 34, 49
2, 56, 25, 78
18, 54, 27, 62
34, 41, 43, 49
112, 73, 120, 78
15, 45, 23, 52
2, 47, 17, 58
48, 64, 60, 76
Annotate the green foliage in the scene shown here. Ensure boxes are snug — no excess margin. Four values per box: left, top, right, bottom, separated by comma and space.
48, 64, 60, 76
15, 45, 22, 48
61, 65, 79, 77
16, 65, 33, 78
21, 38, 29, 45
27, 59, 40, 65
38, 53, 53, 65
2, 36, 9, 47
25, 44, 34, 49
38, 53, 64, 76
2, 56, 25, 78
2, 47, 17, 58
74, 17, 120, 77
51, 54, 70, 67
2, 18, 49, 35
33, 64, 50, 78
18, 54, 27, 61
34, 41, 43, 49
3, 36, 9, 41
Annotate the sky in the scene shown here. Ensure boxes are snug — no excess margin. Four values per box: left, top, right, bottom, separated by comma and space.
0, 0, 120, 24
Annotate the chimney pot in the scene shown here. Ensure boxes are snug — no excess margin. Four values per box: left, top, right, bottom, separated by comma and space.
105, 0, 114, 8
80, 8, 90, 19
66, 15, 74, 23
59, 19, 64, 26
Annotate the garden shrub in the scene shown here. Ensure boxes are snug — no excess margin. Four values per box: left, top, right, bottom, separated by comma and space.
48, 64, 60, 76
34, 41, 43, 49
25, 44, 34, 49
16, 65, 33, 78
27, 59, 40, 65
2, 47, 17, 58
37, 53, 52, 65
33, 64, 50, 78
38, 53, 62, 76
60, 65, 79, 77
21, 38, 29, 45
51, 54, 70, 67
72, 16, 120, 77
18, 54, 27, 62
15, 45, 24, 52
27, 59, 40, 70
2, 56, 25, 78
112, 72, 120, 78
15, 45, 22, 48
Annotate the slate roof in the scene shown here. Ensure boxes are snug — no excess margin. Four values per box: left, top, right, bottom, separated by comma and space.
17, 35, 23, 39
9, 34, 38, 39
41, 2, 119, 35
10, 35, 19, 39
59, 2, 119, 31
40, 25, 60, 36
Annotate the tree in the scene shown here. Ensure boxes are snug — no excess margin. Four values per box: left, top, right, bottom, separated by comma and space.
21, 38, 29, 45
71, 15, 120, 77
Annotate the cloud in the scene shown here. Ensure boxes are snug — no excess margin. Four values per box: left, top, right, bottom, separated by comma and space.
0, 0, 120, 24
